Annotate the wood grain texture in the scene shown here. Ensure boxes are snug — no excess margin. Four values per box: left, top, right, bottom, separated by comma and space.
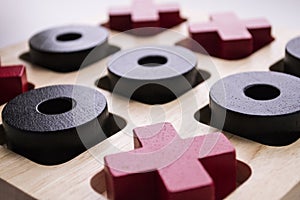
0, 20, 299, 200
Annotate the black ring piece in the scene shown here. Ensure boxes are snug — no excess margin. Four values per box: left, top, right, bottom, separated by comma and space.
29, 25, 113, 72
107, 45, 199, 104
209, 71, 300, 146
2, 85, 109, 165
284, 36, 300, 77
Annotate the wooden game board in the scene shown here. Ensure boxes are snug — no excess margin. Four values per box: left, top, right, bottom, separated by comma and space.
0, 15, 300, 200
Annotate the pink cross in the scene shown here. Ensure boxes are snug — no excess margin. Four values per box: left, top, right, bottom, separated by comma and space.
0, 65, 30, 104
104, 122, 236, 200
189, 12, 274, 59
108, 0, 185, 32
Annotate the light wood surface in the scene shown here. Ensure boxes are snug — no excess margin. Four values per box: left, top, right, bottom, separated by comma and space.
0, 20, 300, 200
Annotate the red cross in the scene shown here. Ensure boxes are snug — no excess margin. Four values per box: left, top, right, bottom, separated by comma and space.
108, 0, 185, 32
0, 64, 30, 105
189, 12, 274, 59
104, 122, 236, 200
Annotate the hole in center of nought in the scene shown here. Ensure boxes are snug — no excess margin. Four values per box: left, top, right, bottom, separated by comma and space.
244, 84, 280, 101
37, 97, 76, 115
138, 55, 168, 67
56, 33, 82, 41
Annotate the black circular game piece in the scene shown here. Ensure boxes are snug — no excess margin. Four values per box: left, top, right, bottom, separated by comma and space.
107, 45, 199, 104
284, 36, 300, 77
209, 71, 300, 146
2, 85, 109, 165
29, 25, 111, 72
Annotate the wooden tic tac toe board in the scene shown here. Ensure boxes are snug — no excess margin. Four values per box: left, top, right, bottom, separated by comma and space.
0, 8, 300, 200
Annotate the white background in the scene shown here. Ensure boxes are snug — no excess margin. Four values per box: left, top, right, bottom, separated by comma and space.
0, 0, 299, 48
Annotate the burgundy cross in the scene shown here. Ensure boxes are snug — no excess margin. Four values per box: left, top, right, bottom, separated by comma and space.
104, 122, 236, 200
0, 64, 30, 104
108, 0, 185, 32
189, 12, 274, 59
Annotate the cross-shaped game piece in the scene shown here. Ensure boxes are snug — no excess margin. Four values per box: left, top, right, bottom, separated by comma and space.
0, 65, 30, 104
104, 122, 236, 200
108, 0, 185, 33
189, 12, 274, 59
